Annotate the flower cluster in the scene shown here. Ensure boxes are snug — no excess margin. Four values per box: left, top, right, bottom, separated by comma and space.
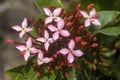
7, 4, 101, 76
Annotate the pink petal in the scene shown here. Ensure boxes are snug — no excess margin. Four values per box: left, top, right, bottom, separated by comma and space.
57, 20, 64, 29
91, 19, 101, 26
60, 30, 70, 37
37, 60, 43, 65
68, 54, 74, 63
53, 32, 59, 41
48, 25, 57, 32
53, 8, 62, 16
45, 17, 53, 24
68, 39, 75, 50
43, 57, 52, 63
43, 8, 52, 16
36, 37, 46, 42
44, 30, 49, 39
48, 38, 53, 43
38, 49, 44, 59
85, 19, 91, 27
80, 11, 89, 18
12, 25, 22, 31
26, 37, 32, 48
26, 27, 33, 32
90, 8, 96, 17
60, 48, 69, 55
24, 51, 30, 61
44, 42, 49, 51
54, 17, 62, 22
30, 47, 38, 53
22, 18, 28, 28
73, 50, 83, 57
19, 31, 25, 38
16, 45, 26, 51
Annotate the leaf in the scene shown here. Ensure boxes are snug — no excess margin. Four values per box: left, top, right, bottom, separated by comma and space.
98, 27, 120, 36
98, 11, 120, 28
34, 0, 64, 12
6, 65, 25, 79
68, 67, 77, 80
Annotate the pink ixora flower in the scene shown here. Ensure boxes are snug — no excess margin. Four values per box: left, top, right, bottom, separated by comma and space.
37, 49, 52, 65
36, 30, 53, 51
60, 39, 83, 63
12, 18, 33, 38
16, 37, 38, 61
43, 7, 62, 24
80, 8, 101, 27
48, 20, 70, 41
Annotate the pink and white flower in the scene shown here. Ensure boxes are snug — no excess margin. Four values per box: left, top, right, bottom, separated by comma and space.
80, 8, 101, 27
37, 49, 52, 65
16, 37, 38, 61
43, 7, 62, 24
12, 18, 33, 38
60, 39, 83, 63
36, 30, 53, 51
48, 20, 70, 41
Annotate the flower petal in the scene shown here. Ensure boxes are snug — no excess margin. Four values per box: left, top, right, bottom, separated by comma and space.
19, 31, 25, 38
60, 48, 69, 55
12, 25, 22, 31
43, 8, 52, 16
90, 8, 96, 17
68, 54, 74, 63
38, 49, 44, 59
84, 19, 91, 27
44, 42, 49, 51
37, 60, 43, 65
36, 37, 46, 42
53, 32, 59, 41
91, 19, 101, 26
26, 37, 32, 48
53, 8, 62, 16
16, 45, 26, 51
44, 30, 49, 39
26, 27, 33, 32
80, 11, 89, 18
45, 17, 53, 24
68, 39, 75, 50
24, 51, 30, 61
43, 57, 52, 63
73, 50, 83, 57
22, 18, 28, 28
60, 30, 70, 37
57, 20, 64, 29
54, 17, 62, 22
30, 47, 38, 53
48, 38, 53, 43
48, 25, 57, 32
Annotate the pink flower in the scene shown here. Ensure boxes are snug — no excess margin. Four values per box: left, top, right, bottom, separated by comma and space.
37, 49, 52, 65
12, 18, 33, 38
48, 20, 70, 41
16, 37, 38, 61
80, 8, 101, 27
36, 30, 53, 51
60, 39, 83, 63
43, 7, 62, 24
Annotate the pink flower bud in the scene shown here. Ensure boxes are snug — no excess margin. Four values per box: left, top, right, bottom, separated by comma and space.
76, 4, 81, 10
81, 41, 87, 46
91, 43, 98, 47
87, 3, 94, 10
6, 39, 14, 44
75, 37, 82, 42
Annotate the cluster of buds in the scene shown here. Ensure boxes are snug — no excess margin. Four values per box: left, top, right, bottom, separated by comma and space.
7, 4, 101, 77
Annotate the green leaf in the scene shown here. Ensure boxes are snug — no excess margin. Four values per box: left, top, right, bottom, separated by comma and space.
7, 65, 25, 79
68, 67, 77, 80
34, 0, 64, 12
98, 11, 120, 28
98, 27, 120, 36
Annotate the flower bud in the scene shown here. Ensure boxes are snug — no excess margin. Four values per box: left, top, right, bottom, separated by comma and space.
91, 43, 98, 47
81, 41, 87, 46
6, 39, 14, 44
76, 4, 81, 10
75, 37, 81, 42
87, 3, 94, 10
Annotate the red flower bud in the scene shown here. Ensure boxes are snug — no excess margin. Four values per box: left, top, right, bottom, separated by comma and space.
87, 3, 94, 10
76, 4, 81, 10
81, 41, 87, 46
6, 39, 14, 44
75, 37, 82, 42
91, 43, 98, 47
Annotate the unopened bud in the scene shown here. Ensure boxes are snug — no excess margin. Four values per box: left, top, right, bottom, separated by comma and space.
92, 37, 97, 41
87, 3, 94, 10
36, 71, 41, 77
68, 15, 73, 20
75, 37, 82, 42
7, 39, 14, 44
66, 22, 72, 28
91, 43, 98, 47
81, 41, 87, 46
76, 4, 81, 10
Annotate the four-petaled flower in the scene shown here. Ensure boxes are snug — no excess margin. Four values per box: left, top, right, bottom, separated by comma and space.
16, 37, 38, 61
36, 30, 53, 51
12, 18, 33, 38
48, 20, 70, 41
60, 39, 83, 63
37, 49, 52, 65
80, 8, 101, 27
43, 7, 62, 24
